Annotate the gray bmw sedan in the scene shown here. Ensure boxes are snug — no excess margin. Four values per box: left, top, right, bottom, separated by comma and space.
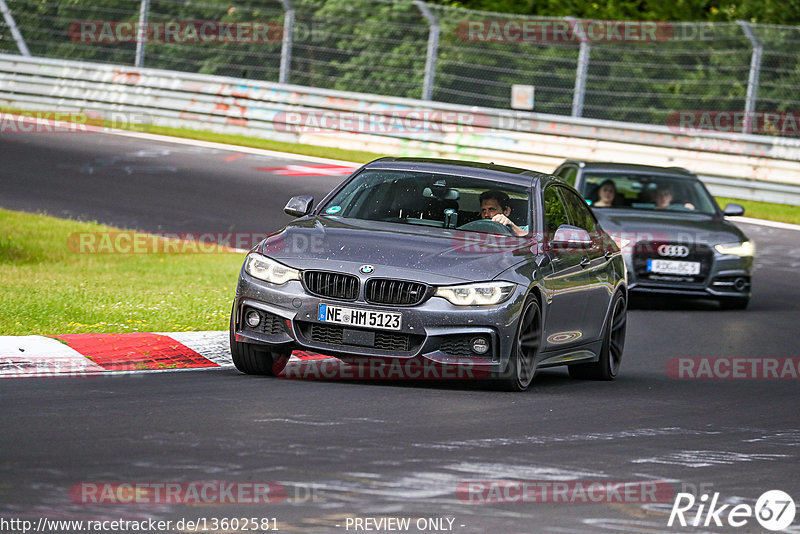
231, 158, 627, 391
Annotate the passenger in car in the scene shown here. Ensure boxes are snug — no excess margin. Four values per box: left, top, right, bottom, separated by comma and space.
593, 180, 618, 207
479, 190, 528, 236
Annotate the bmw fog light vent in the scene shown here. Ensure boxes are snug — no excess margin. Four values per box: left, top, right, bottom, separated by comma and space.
471, 337, 489, 355
245, 309, 261, 328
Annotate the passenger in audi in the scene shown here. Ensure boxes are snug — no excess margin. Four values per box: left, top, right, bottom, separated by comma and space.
479, 190, 528, 236
593, 179, 618, 208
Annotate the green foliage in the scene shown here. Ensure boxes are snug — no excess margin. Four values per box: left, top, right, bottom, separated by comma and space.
436, 0, 800, 24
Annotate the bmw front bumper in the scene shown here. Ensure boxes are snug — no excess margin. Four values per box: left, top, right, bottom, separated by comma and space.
232, 269, 527, 372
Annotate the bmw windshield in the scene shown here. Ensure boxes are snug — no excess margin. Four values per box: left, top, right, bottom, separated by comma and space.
319, 169, 531, 235
581, 173, 718, 215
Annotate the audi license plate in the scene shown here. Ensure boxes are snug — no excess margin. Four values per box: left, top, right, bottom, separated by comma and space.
318, 303, 401, 330
647, 259, 701, 275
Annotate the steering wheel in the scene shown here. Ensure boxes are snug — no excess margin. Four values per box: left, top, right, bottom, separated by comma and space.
457, 219, 516, 235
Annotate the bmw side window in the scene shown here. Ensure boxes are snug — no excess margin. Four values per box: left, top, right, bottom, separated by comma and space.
543, 186, 569, 237
561, 188, 599, 235
558, 166, 577, 187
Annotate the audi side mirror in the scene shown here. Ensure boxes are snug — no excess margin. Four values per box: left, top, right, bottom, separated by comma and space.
284, 195, 314, 217
551, 225, 592, 247
723, 203, 745, 217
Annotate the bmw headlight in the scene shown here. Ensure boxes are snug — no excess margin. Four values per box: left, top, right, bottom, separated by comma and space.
435, 282, 515, 306
244, 253, 300, 285
714, 241, 754, 257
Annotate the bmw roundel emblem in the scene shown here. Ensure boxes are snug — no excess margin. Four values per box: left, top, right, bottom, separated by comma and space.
360, 265, 374, 274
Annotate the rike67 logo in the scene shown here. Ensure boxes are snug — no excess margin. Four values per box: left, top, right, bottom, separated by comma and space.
669, 489, 796, 531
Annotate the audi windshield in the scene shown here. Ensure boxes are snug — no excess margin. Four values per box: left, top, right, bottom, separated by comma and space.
580, 173, 717, 215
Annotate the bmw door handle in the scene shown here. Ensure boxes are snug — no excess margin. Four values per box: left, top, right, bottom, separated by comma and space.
580, 256, 590, 268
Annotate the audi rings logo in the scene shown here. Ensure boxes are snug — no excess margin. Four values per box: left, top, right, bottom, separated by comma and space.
657, 245, 690, 257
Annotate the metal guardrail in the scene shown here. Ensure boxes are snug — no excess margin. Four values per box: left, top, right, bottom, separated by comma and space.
0, 53, 799, 205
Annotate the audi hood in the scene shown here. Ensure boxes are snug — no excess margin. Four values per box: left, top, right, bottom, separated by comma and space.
593, 209, 748, 246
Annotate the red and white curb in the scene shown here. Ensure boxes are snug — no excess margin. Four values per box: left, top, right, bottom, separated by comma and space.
0, 332, 231, 378
0, 332, 334, 379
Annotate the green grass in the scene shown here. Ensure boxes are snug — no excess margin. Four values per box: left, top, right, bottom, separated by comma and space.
0, 209, 243, 335
715, 197, 800, 225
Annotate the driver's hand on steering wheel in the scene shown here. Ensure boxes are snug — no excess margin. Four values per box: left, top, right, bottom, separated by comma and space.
491, 214, 526, 236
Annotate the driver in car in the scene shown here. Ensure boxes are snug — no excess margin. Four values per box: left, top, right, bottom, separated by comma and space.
479, 190, 528, 236
654, 186, 695, 211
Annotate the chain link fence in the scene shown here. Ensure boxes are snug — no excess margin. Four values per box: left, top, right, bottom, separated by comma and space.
1, 0, 798, 134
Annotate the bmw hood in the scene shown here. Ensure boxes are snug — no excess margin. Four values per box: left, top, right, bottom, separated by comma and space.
256, 216, 534, 283
593, 209, 748, 245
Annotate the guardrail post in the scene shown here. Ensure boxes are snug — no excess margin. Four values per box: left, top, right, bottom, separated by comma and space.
738, 21, 763, 135
414, 0, 439, 101
279, 0, 294, 84
134, 0, 150, 67
567, 17, 590, 118
0, 0, 31, 56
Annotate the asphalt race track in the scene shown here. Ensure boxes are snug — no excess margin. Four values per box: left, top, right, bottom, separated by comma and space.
2, 130, 800, 533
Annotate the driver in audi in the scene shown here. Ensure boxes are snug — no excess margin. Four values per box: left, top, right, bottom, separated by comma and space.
479, 190, 528, 236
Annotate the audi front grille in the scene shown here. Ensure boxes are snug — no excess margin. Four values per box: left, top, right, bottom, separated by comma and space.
632, 241, 713, 284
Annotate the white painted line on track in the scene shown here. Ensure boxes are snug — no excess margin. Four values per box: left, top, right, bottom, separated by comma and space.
3, 112, 361, 166
103, 128, 361, 166
728, 216, 800, 232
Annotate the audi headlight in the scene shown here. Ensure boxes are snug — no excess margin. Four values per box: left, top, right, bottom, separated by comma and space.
714, 241, 754, 257
244, 253, 300, 285
435, 282, 515, 306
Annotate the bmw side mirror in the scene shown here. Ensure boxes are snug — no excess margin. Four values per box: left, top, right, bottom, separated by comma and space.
723, 203, 745, 217
551, 225, 592, 248
284, 195, 314, 217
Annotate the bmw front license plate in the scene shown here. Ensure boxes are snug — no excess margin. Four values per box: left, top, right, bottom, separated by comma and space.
318, 303, 401, 331
647, 259, 701, 275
